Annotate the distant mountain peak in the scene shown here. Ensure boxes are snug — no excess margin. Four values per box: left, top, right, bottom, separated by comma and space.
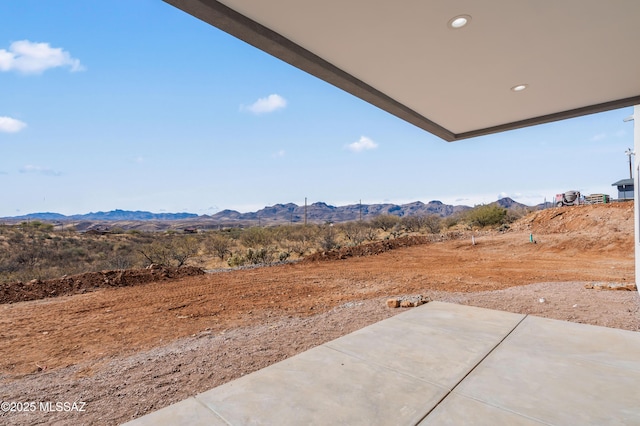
494, 197, 526, 209
310, 202, 335, 209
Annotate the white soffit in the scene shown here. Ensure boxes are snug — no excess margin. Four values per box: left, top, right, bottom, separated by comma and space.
164, 0, 640, 141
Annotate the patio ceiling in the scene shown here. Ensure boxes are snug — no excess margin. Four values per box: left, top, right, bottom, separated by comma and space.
164, 0, 640, 141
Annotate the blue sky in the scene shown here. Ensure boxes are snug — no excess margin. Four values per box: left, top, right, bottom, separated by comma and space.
0, 1, 635, 217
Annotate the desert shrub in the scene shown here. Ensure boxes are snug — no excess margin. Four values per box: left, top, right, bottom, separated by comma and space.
219, 227, 243, 240
320, 226, 339, 251
138, 241, 173, 266
240, 227, 274, 247
0, 252, 18, 274
286, 241, 307, 257
102, 241, 137, 270
227, 251, 245, 267
104, 253, 135, 270
268, 224, 317, 256
246, 247, 274, 264
227, 246, 275, 267
19, 221, 54, 232
170, 236, 200, 266
138, 235, 199, 267
65, 246, 88, 259
13, 239, 45, 268
272, 225, 292, 243
389, 224, 405, 239
340, 221, 369, 246
423, 215, 442, 234
443, 215, 460, 229
278, 251, 290, 262
7, 230, 24, 244
205, 233, 234, 260
399, 214, 442, 233
370, 214, 400, 231
363, 226, 378, 241
400, 215, 422, 232
465, 205, 507, 228
289, 224, 318, 241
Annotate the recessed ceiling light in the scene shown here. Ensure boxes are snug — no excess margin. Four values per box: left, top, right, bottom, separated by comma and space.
448, 15, 471, 29
511, 84, 528, 92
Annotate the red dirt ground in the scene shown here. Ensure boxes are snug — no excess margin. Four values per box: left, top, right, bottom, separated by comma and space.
1, 203, 639, 425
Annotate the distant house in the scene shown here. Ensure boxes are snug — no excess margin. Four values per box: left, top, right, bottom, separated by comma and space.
612, 179, 634, 200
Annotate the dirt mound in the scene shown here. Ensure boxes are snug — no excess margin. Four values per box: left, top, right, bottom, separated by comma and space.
0, 266, 204, 304
514, 202, 633, 234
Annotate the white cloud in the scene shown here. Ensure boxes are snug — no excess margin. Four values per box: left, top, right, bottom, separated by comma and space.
590, 133, 607, 142
0, 40, 84, 74
272, 150, 285, 158
0, 116, 27, 133
241, 94, 287, 114
346, 136, 378, 152
19, 165, 62, 176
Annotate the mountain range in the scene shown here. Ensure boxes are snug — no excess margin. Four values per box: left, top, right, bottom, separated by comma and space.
2, 198, 534, 229
3, 209, 198, 222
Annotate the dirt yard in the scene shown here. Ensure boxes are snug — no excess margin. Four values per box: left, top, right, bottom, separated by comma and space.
1, 203, 639, 425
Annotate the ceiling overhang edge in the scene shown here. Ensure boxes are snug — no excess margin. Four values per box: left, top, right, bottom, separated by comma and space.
164, 0, 640, 142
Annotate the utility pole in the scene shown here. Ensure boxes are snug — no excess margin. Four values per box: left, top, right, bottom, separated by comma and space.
359, 199, 362, 221
304, 197, 307, 226
625, 148, 635, 179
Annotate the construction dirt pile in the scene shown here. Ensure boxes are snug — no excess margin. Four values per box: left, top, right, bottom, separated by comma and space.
512, 201, 634, 234
0, 266, 204, 304
1, 202, 638, 426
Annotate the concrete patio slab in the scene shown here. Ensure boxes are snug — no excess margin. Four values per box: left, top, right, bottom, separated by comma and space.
324, 303, 524, 389
502, 315, 640, 371
123, 302, 640, 425
452, 315, 640, 425
197, 345, 447, 425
